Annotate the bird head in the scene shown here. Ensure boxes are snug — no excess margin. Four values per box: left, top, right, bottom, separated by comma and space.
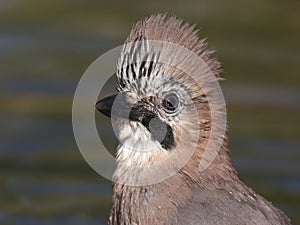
96, 14, 223, 185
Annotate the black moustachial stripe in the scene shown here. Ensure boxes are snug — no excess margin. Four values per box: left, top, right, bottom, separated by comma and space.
159, 124, 175, 150
142, 115, 175, 150
129, 105, 175, 150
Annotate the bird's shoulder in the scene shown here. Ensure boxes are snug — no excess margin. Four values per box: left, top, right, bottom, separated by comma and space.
177, 182, 291, 225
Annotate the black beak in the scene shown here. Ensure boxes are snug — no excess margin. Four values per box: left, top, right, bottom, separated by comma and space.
95, 94, 117, 118
96, 93, 155, 122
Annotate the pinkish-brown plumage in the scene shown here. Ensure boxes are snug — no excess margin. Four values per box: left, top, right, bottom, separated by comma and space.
97, 14, 292, 225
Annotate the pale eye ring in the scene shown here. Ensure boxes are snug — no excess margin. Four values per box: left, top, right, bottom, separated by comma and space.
162, 92, 179, 113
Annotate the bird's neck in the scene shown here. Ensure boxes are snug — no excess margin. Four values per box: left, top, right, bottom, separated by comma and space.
109, 172, 192, 225
109, 141, 236, 225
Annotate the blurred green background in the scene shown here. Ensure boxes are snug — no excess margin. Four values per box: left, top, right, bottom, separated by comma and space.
1, 0, 299, 224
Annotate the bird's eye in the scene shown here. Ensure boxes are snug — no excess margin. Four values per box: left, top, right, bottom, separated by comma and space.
162, 93, 179, 113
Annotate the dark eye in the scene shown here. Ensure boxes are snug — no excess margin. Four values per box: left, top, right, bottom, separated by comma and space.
162, 93, 179, 113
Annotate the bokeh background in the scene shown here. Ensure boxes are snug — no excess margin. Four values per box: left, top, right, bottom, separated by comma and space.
1, 0, 300, 224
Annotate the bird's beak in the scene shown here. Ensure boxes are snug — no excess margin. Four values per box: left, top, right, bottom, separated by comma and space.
96, 93, 155, 122
95, 94, 117, 118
